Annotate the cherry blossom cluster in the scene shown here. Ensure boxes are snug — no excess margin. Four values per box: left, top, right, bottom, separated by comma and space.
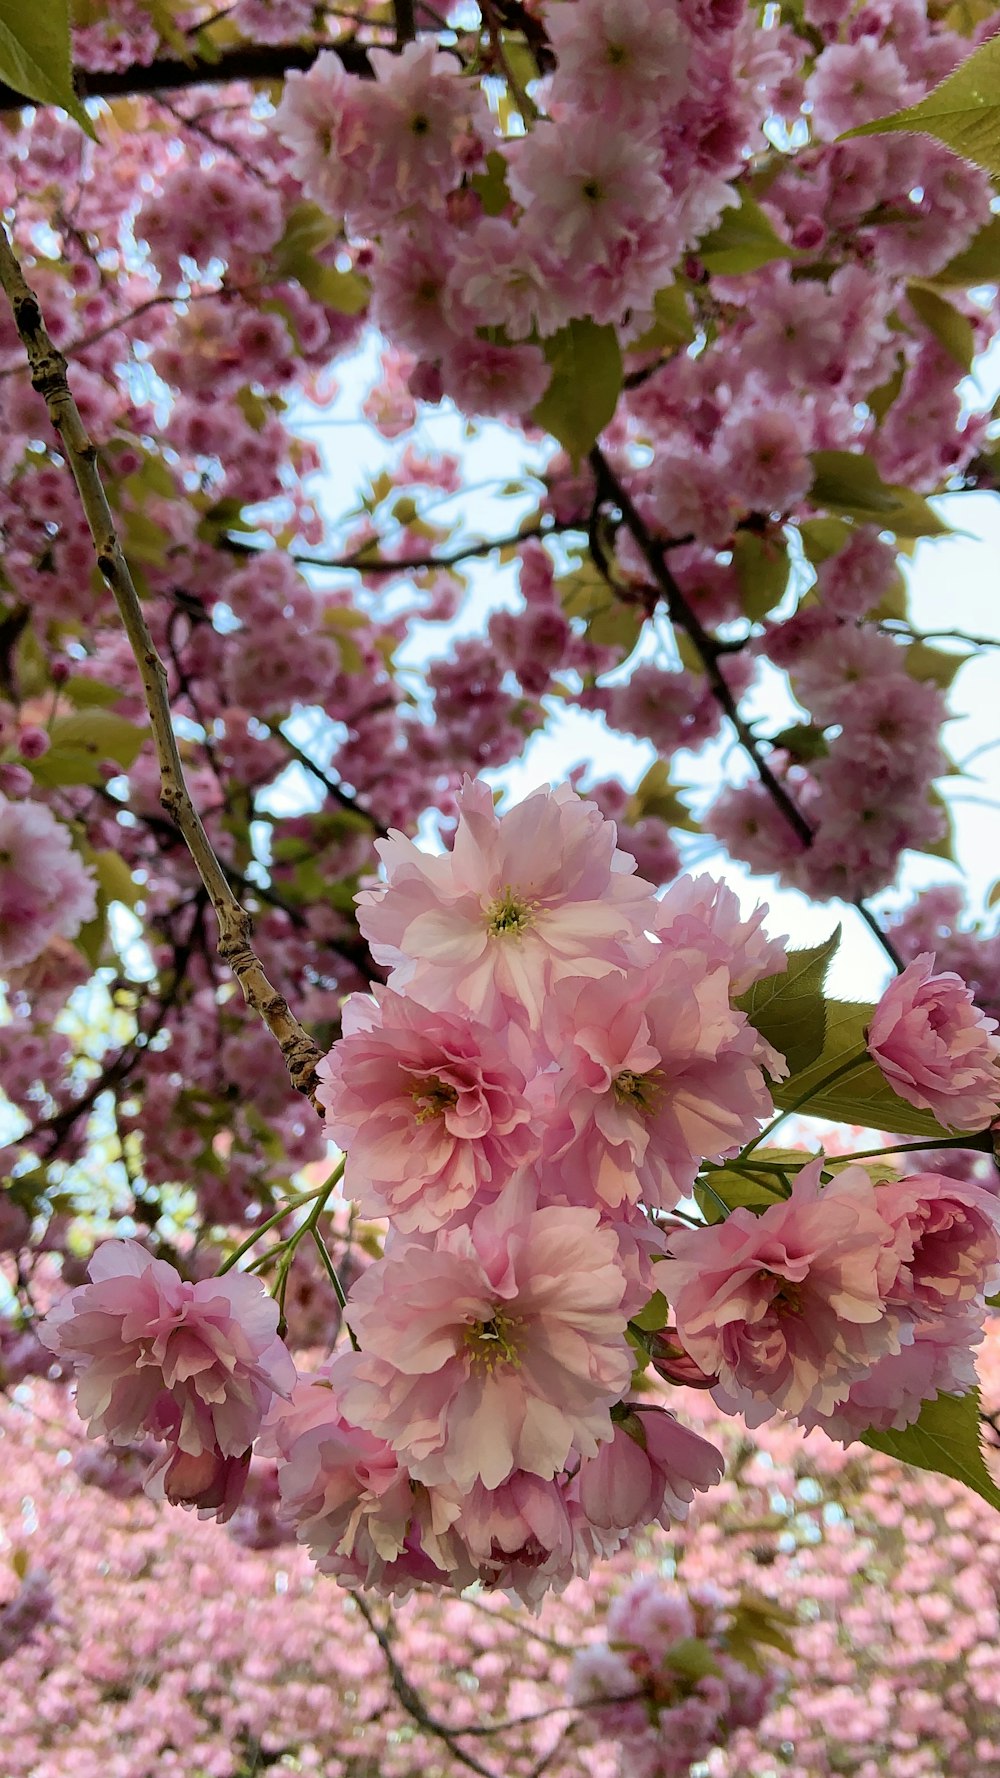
571, 1576, 776, 1778
39, 780, 1000, 1610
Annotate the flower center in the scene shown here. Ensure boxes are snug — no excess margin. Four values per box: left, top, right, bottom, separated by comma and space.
411, 1076, 459, 1124
761, 1273, 803, 1316
613, 1069, 659, 1114
485, 886, 533, 938
466, 1310, 522, 1372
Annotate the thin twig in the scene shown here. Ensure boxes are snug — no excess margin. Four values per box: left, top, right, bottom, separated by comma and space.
353, 1595, 502, 1778
222, 522, 551, 575
0, 226, 325, 1107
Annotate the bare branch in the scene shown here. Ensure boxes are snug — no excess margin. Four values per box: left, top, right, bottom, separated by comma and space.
353, 1594, 502, 1778
0, 226, 325, 1107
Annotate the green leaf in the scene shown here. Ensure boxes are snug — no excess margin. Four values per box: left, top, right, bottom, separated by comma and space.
630, 284, 696, 354
0, 0, 93, 133
932, 215, 1000, 286
726, 1594, 799, 1673
663, 1638, 722, 1681
770, 722, 830, 762
863, 1389, 1000, 1511
735, 927, 840, 1075
797, 516, 851, 564
772, 998, 957, 1139
30, 709, 146, 786
470, 150, 511, 216
845, 32, 1000, 177
732, 531, 790, 622
808, 450, 951, 536
697, 191, 798, 276
558, 556, 642, 653
905, 639, 970, 689
630, 1290, 669, 1333
93, 848, 139, 909
867, 358, 906, 423
907, 282, 976, 371
61, 675, 123, 708
695, 1156, 796, 1224
625, 759, 700, 831
270, 203, 370, 314
532, 319, 622, 465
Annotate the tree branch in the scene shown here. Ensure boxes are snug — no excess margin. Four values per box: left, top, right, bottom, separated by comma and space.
0, 226, 325, 1108
589, 447, 906, 974
222, 522, 552, 576
353, 1594, 502, 1778
0, 42, 376, 114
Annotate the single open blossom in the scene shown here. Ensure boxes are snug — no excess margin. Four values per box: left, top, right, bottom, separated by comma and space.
660, 1161, 903, 1423
40, 1240, 296, 1459
0, 794, 97, 971
542, 953, 776, 1210
336, 1179, 633, 1492
867, 953, 1000, 1131
576, 1407, 725, 1531
264, 1376, 449, 1589
356, 779, 657, 1025
317, 985, 536, 1231
877, 1172, 1000, 1313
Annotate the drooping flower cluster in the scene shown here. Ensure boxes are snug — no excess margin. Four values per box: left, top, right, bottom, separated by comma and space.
41, 1241, 297, 1519
571, 1575, 777, 1778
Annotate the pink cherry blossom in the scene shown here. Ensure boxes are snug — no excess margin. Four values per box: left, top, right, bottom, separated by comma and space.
877, 1172, 1000, 1312
576, 1407, 725, 1531
0, 794, 97, 970
660, 1160, 903, 1423
40, 1240, 296, 1458
542, 953, 775, 1211
356, 779, 657, 1025
336, 1184, 632, 1492
867, 953, 1000, 1131
316, 985, 536, 1232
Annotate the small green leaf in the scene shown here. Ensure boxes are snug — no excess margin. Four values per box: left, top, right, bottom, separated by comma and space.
697, 191, 798, 276
625, 759, 700, 831
695, 1158, 794, 1224
867, 358, 906, 423
863, 1389, 1000, 1511
93, 848, 139, 909
663, 1638, 722, 1681
735, 927, 840, 1076
808, 450, 950, 536
0, 0, 94, 134
732, 531, 790, 621
558, 556, 642, 653
770, 722, 830, 762
845, 33, 1000, 178
907, 282, 976, 371
631, 1290, 669, 1333
796, 517, 851, 564
932, 215, 1000, 286
772, 999, 961, 1139
532, 318, 622, 465
30, 709, 146, 786
905, 639, 970, 688
630, 284, 696, 354
470, 150, 511, 216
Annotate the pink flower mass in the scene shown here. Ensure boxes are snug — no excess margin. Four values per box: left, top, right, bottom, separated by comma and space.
10, 0, 1000, 1719
867, 952, 1000, 1130
42, 1242, 296, 1476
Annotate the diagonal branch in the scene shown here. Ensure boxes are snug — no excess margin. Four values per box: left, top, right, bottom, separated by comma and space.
589, 447, 906, 974
353, 1594, 502, 1778
0, 226, 325, 1108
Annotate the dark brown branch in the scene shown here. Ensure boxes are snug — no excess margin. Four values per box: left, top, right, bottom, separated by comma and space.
222, 523, 552, 576
589, 447, 907, 974
0, 42, 376, 114
353, 1595, 501, 1778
